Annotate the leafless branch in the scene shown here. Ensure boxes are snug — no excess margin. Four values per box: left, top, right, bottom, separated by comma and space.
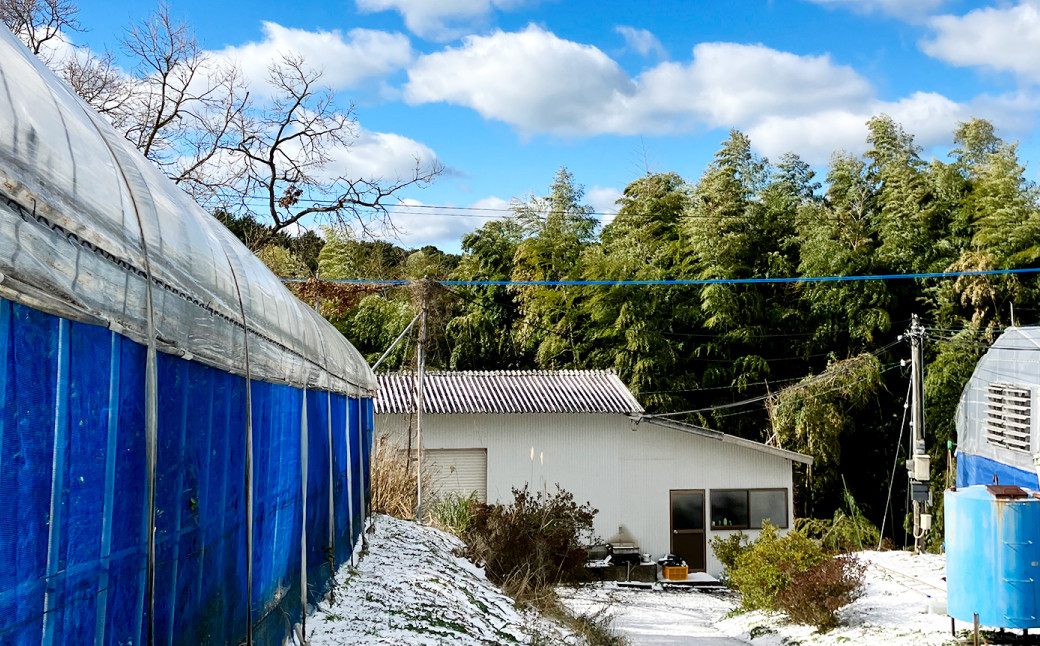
0, 0, 80, 57
230, 52, 444, 248
116, 3, 249, 207
6, 3, 443, 243
59, 48, 131, 116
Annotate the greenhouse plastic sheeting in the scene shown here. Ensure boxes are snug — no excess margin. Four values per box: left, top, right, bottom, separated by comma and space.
0, 25, 375, 398
956, 326, 1040, 478
0, 299, 373, 645
0, 23, 378, 646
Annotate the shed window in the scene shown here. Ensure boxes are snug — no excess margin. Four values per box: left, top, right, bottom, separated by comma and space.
710, 489, 788, 529
986, 383, 1032, 453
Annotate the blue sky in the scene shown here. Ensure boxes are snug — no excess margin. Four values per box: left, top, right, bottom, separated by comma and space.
65, 0, 1040, 252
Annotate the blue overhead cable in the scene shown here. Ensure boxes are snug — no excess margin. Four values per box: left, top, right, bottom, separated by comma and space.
282, 266, 1040, 286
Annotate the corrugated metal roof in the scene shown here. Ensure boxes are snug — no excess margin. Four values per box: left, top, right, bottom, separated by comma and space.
374, 370, 645, 415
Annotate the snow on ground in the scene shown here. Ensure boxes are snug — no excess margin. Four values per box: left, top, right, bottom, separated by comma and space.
306, 514, 576, 645
559, 585, 748, 645
306, 517, 959, 646
717, 550, 954, 646
561, 551, 958, 646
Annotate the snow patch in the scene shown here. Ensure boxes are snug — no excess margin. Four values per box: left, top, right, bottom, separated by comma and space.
307, 514, 575, 645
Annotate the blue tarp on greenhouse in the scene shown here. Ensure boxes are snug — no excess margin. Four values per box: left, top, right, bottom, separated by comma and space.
0, 299, 373, 645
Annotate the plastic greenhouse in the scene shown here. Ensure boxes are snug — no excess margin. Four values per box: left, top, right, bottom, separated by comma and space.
956, 326, 1040, 489
0, 25, 376, 646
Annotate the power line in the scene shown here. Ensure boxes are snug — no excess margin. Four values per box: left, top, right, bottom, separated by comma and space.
206, 191, 871, 224
650, 340, 903, 418
283, 266, 1040, 287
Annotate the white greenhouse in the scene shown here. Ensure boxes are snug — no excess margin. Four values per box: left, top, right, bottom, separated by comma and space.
956, 326, 1040, 489
375, 370, 812, 577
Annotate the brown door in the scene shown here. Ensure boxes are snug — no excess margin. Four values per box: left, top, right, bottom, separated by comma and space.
670, 490, 706, 571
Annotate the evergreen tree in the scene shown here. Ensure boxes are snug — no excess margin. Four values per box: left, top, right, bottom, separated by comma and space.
582, 172, 697, 410
511, 167, 598, 368
446, 219, 528, 369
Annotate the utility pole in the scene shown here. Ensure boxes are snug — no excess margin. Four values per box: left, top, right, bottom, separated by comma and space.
906, 314, 932, 553
415, 278, 429, 524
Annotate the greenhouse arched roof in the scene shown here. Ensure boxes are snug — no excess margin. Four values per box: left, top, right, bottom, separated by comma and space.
0, 27, 375, 396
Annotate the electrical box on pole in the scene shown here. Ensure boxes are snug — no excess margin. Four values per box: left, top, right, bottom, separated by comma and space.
905, 314, 931, 552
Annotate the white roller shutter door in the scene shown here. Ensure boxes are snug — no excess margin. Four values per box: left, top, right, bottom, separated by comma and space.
426, 449, 488, 503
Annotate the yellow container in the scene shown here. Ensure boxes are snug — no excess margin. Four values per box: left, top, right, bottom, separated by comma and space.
662, 565, 688, 581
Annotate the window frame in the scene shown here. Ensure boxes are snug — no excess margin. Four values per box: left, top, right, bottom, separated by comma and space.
709, 488, 789, 530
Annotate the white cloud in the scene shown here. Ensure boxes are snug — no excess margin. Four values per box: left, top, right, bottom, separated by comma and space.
377, 198, 505, 251
746, 91, 1037, 163
633, 42, 874, 127
215, 22, 412, 95
405, 25, 633, 135
586, 186, 622, 224
468, 195, 512, 212
405, 28, 873, 137
356, 0, 527, 41
403, 25, 1036, 164
805, 0, 951, 20
615, 26, 666, 58
325, 128, 440, 182
922, 2, 1040, 83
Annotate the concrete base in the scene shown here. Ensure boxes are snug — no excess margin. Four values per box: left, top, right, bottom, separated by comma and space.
587, 563, 658, 583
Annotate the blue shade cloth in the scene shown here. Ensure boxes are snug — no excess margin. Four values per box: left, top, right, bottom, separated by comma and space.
957, 451, 1039, 490
0, 299, 372, 645
348, 399, 364, 548
330, 394, 352, 567
362, 399, 374, 515
304, 389, 333, 606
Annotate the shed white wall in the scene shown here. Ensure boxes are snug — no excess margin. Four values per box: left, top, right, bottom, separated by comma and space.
376, 412, 795, 576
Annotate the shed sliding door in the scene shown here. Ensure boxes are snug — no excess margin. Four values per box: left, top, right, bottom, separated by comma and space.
425, 449, 488, 503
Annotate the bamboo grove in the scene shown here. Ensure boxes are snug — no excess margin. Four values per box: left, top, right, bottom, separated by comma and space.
252, 115, 1040, 547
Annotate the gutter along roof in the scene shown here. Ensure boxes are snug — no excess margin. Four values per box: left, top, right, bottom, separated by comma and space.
637, 416, 814, 465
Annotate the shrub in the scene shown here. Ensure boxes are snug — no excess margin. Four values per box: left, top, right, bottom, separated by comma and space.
729, 523, 827, 611
776, 555, 866, 631
460, 485, 597, 604
796, 480, 880, 552
710, 531, 750, 573
431, 491, 477, 536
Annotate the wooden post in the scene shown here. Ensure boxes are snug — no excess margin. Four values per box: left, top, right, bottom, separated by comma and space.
415, 278, 428, 524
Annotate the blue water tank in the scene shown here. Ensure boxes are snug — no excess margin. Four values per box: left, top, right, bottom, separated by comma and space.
946, 485, 1040, 628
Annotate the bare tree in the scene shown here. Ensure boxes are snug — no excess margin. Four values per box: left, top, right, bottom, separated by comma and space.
232, 52, 443, 249
4, 1, 443, 246
117, 3, 249, 208
0, 0, 80, 57
59, 49, 130, 116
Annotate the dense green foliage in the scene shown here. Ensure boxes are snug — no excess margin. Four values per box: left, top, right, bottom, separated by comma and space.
711, 524, 866, 630
247, 116, 1040, 542
726, 523, 828, 610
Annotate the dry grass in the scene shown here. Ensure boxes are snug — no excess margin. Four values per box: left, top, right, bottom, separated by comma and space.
517, 581, 627, 646
370, 434, 433, 521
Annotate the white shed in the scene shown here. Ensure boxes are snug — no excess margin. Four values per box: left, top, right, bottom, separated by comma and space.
374, 370, 812, 576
